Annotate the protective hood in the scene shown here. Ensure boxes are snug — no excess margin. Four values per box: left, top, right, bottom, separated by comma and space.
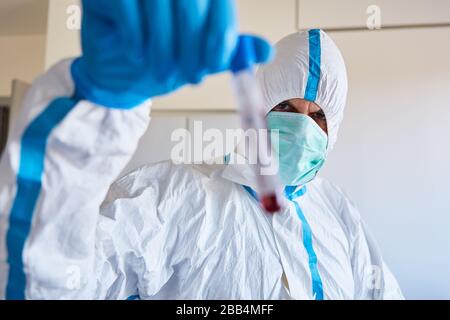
257, 29, 348, 151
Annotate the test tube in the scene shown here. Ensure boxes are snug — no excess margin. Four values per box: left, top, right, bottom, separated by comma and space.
231, 37, 284, 213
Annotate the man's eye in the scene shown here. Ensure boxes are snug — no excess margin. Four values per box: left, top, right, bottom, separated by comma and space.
275, 103, 296, 112
311, 111, 326, 120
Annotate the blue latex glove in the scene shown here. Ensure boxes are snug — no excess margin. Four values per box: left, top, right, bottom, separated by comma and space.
71, 0, 273, 109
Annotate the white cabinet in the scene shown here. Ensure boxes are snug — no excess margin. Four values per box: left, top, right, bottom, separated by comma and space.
187, 113, 241, 162
298, 0, 450, 30
237, 0, 298, 43
152, 74, 236, 111
122, 112, 240, 176
120, 114, 186, 176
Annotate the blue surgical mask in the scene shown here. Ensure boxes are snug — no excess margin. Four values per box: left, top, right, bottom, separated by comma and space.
267, 112, 328, 187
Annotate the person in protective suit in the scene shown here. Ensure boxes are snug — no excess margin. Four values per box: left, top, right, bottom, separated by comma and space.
0, 1, 403, 300
94, 30, 404, 300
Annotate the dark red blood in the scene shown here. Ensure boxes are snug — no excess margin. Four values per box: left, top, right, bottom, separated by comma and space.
260, 194, 281, 213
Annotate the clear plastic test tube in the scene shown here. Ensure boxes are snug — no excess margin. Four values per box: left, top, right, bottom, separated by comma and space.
231, 37, 284, 213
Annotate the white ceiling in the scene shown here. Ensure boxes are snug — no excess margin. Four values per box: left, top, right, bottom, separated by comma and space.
0, 0, 49, 36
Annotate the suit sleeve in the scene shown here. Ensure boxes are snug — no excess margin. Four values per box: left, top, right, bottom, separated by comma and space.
341, 197, 404, 300
0, 59, 151, 299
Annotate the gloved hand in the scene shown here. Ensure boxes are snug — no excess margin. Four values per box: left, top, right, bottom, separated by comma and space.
71, 0, 273, 109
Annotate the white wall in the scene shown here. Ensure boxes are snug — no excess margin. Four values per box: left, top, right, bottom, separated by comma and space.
0, 0, 81, 93
0, 35, 46, 96
45, 0, 80, 69
0, 0, 48, 36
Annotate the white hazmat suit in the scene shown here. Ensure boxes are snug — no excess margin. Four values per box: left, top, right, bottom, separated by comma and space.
0, 30, 403, 299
